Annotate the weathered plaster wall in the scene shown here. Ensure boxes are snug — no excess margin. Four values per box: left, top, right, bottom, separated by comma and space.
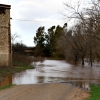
0, 5, 11, 67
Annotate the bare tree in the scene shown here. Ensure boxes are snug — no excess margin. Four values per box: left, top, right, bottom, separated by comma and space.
11, 33, 20, 44
60, 0, 100, 66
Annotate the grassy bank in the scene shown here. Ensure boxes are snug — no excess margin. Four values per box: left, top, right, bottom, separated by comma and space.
0, 65, 33, 77
86, 84, 100, 100
0, 84, 15, 90
0, 54, 45, 77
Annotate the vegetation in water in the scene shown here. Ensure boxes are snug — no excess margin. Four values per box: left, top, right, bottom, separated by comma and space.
33, 0, 100, 67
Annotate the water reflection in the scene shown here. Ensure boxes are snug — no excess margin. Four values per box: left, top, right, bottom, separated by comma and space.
37, 76, 45, 83
0, 60, 100, 90
0, 75, 12, 88
69, 81, 90, 90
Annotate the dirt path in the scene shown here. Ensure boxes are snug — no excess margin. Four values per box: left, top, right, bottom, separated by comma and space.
0, 83, 89, 100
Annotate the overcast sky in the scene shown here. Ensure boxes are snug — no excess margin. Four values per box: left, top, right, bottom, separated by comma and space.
0, 0, 92, 46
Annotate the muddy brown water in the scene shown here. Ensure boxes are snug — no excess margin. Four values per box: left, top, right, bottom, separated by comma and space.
0, 60, 100, 90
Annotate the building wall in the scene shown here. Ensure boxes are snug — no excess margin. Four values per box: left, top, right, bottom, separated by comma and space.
0, 5, 11, 67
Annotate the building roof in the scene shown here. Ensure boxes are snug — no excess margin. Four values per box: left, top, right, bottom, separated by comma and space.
0, 4, 11, 9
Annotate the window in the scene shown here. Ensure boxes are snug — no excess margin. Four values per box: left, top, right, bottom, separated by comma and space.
0, 7, 6, 14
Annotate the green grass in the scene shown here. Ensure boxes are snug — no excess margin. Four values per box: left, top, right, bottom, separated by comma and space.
0, 65, 34, 77
86, 84, 100, 100
0, 84, 15, 90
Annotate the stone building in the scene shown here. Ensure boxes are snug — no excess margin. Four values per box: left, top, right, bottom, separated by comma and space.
0, 4, 11, 67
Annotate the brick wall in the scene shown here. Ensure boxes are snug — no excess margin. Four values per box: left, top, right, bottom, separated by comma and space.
0, 4, 11, 67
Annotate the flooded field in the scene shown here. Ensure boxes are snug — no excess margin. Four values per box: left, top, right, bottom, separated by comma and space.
0, 60, 100, 90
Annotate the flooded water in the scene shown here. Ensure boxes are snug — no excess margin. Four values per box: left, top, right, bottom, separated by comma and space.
0, 60, 100, 90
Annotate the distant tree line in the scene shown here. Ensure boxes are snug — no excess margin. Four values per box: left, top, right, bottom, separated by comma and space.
33, 0, 100, 66
33, 24, 67, 58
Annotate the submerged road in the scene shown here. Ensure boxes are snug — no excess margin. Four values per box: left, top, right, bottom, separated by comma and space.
0, 83, 89, 100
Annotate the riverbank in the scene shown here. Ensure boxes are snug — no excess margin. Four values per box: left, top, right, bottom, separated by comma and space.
0, 65, 34, 78
0, 83, 89, 100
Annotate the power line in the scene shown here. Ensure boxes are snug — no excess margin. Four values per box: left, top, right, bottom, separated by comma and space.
11, 18, 62, 23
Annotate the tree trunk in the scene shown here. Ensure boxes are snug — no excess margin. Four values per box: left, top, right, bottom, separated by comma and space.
82, 57, 84, 66
74, 56, 77, 65
90, 48, 92, 66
